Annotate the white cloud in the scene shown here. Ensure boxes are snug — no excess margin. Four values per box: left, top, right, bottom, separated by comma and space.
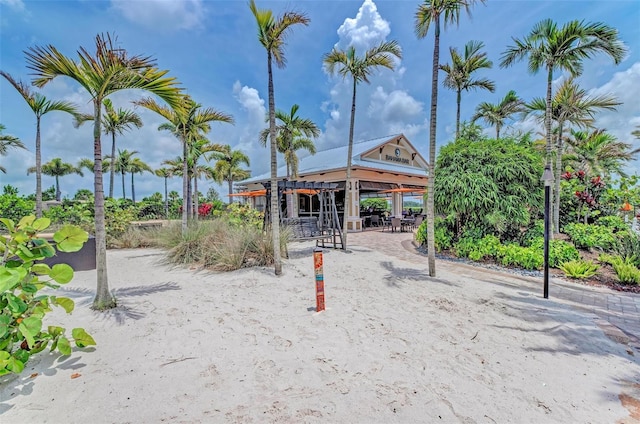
336, 0, 390, 53
0, 0, 24, 11
368, 86, 423, 122
110, 0, 205, 31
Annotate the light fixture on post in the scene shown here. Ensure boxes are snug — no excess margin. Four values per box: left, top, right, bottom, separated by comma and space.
541, 164, 554, 299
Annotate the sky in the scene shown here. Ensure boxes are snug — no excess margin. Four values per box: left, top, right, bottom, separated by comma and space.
0, 0, 639, 201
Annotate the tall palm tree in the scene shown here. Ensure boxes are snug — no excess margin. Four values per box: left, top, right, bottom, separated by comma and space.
1, 72, 79, 217
210, 144, 251, 199
136, 96, 233, 231
79, 157, 110, 175
25, 33, 183, 310
501, 19, 626, 236
113, 149, 138, 200
323, 41, 401, 248
565, 129, 640, 178
259, 104, 319, 217
439, 40, 494, 139
75, 99, 143, 198
28, 158, 83, 201
0, 124, 26, 174
472, 90, 525, 140
128, 156, 152, 203
155, 167, 173, 218
415, 0, 485, 277
524, 78, 619, 230
250, 0, 310, 275
186, 138, 223, 219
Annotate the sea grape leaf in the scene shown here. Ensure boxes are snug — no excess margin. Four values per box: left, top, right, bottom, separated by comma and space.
0, 218, 15, 232
53, 226, 88, 252
54, 297, 75, 314
50, 264, 73, 284
31, 263, 51, 275
57, 336, 71, 355
0, 267, 25, 292
6, 356, 25, 374
72, 328, 96, 348
17, 216, 35, 228
32, 218, 51, 232
0, 315, 10, 339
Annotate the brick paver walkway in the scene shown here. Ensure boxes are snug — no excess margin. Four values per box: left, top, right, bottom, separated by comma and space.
348, 227, 640, 348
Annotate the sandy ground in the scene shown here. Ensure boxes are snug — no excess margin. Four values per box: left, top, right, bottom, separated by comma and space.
1, 243, 640, 423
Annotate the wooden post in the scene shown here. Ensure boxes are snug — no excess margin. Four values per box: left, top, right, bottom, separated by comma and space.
313, 248, 325, 312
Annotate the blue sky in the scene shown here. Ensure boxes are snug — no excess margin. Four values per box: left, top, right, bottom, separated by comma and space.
1, 0, 639, 200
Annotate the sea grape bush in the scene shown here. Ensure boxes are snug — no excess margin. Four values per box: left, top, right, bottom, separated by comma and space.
0, 216, 95, 375
563, 223, 617, 250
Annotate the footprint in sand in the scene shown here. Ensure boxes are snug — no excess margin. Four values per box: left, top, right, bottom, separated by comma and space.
254, 359, 283, 383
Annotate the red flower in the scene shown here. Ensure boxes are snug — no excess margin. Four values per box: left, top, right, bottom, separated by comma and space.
561, 171, 573, 180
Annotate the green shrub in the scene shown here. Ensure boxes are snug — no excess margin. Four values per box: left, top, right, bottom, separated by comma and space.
0, 194, 34, 224
596, 215, 629, 232
415, 217, 454, 252
0, 216, 95, 375
217, 203, 264, 229
611, 232, 640, 267
44, 202, 94, 233
559, 260, 599, 279
563, 223, 616, 250
611, 257, 640, 285
520, 220, 544, 247
497, 243, 543, 270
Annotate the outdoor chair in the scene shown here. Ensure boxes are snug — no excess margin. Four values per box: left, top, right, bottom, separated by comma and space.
391, 217, 401, 232
413, 215, 423, 230
370, 215, 380, 227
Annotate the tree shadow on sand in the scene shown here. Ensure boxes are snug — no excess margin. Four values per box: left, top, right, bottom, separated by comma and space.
55, 282, 181, 324
379, 260, 458, 288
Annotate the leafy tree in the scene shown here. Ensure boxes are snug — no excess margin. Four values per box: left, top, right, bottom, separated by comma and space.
434, 135, 544, 238
0, 124, 26, 174
415, 0, 486, 277
323, 40, 401, 248
210, 144, 251, 199
25, 33, 183, 310
28, 158, 83, 201
501, 18, 626, 236
524, 78, 619, 231
439, 40, 494, 139
136, 96, 232, 232
155, 167, 173, 218
74, 188, 94, 201
128, 157, 152, 203
472, 90, 524, 140
112, 149, 138, 200
565, 129, 640, 178
250, 0, 310, 275
0, 72, 78, 216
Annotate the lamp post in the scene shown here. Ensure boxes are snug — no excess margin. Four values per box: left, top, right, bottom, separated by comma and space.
541, 164, 554, 299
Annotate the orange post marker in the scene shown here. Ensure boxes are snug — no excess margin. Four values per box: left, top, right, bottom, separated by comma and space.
313, 248, 325, 312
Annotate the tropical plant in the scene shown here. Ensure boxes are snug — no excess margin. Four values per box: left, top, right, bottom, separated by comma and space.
210, 144, 251, 200
28, 158, 83, 201
439, 40, 494, 139
0, 73, 79, 216
75, 99, 143, 198
559, 260, 599, 279
0, 124, 26, 174
565, 129, 640, 179
524, 78, 620, 231
0, 215, 95, 375
25, 32, 183, 310
323, 40, 401, 248
605, 255, 640, 284
250, 0, 310, 275
112, 149, 138, 200
563, 222, 617, 250
128, 157, 152, 203
472, 90, 525, 140
136, 96, 232, 232
415, 0, 486, 277
155, 167, 173, 218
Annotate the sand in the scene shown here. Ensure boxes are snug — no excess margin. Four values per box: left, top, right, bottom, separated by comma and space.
1, 242, 639, 423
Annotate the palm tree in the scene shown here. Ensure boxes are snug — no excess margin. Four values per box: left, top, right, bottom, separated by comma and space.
113, 149, 138, 200
323, 41, 402, 248
128, 156, 152, 203
501, 19, 626, 236
79, 157, 110, 175
565, 129, 640, 178
210, 144, 251, 199
28, 158, 83, 201
75, 99, 143, 198
155, 167, 173, 218
439, 40, 494, 139
186, 138, 223, 219
472, 90, 525, 140
524, 78, 619, 230
0, 124, 26, 174
415, 0, 486, 277
1, 72, 79, 217
25, 33, 183, 310
259, 104, 319, 217
250, 0, 310, 275
136, 96, 233, 231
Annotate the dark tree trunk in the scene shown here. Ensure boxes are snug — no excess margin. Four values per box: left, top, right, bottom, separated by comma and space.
267, 50, 282, 275
109, 131, 116, 198
342, 76, 357, 249
35, 117, 43, 217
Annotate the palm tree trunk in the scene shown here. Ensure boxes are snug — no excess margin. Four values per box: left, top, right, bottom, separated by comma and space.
131, 172, 135, 203
92, 98, 114, 310
109, 132, 116, 199
455, 89, 461, 140
267, 50, 282, 275
164, 176, 169, 219
553, 122, 564, 234
342, 77, 357, 249
35, 117, 43, 217
194, 175, 199, 220
545, 66, 555, 237
426, 14, 441, 278
55, 175, 61, 201
228, 174, 233, 200
496, 124, 501, 140
121, 171, 126, 200
181, 135, 188, 235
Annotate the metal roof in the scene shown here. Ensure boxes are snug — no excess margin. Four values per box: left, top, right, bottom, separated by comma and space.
243, 133, 427, 184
